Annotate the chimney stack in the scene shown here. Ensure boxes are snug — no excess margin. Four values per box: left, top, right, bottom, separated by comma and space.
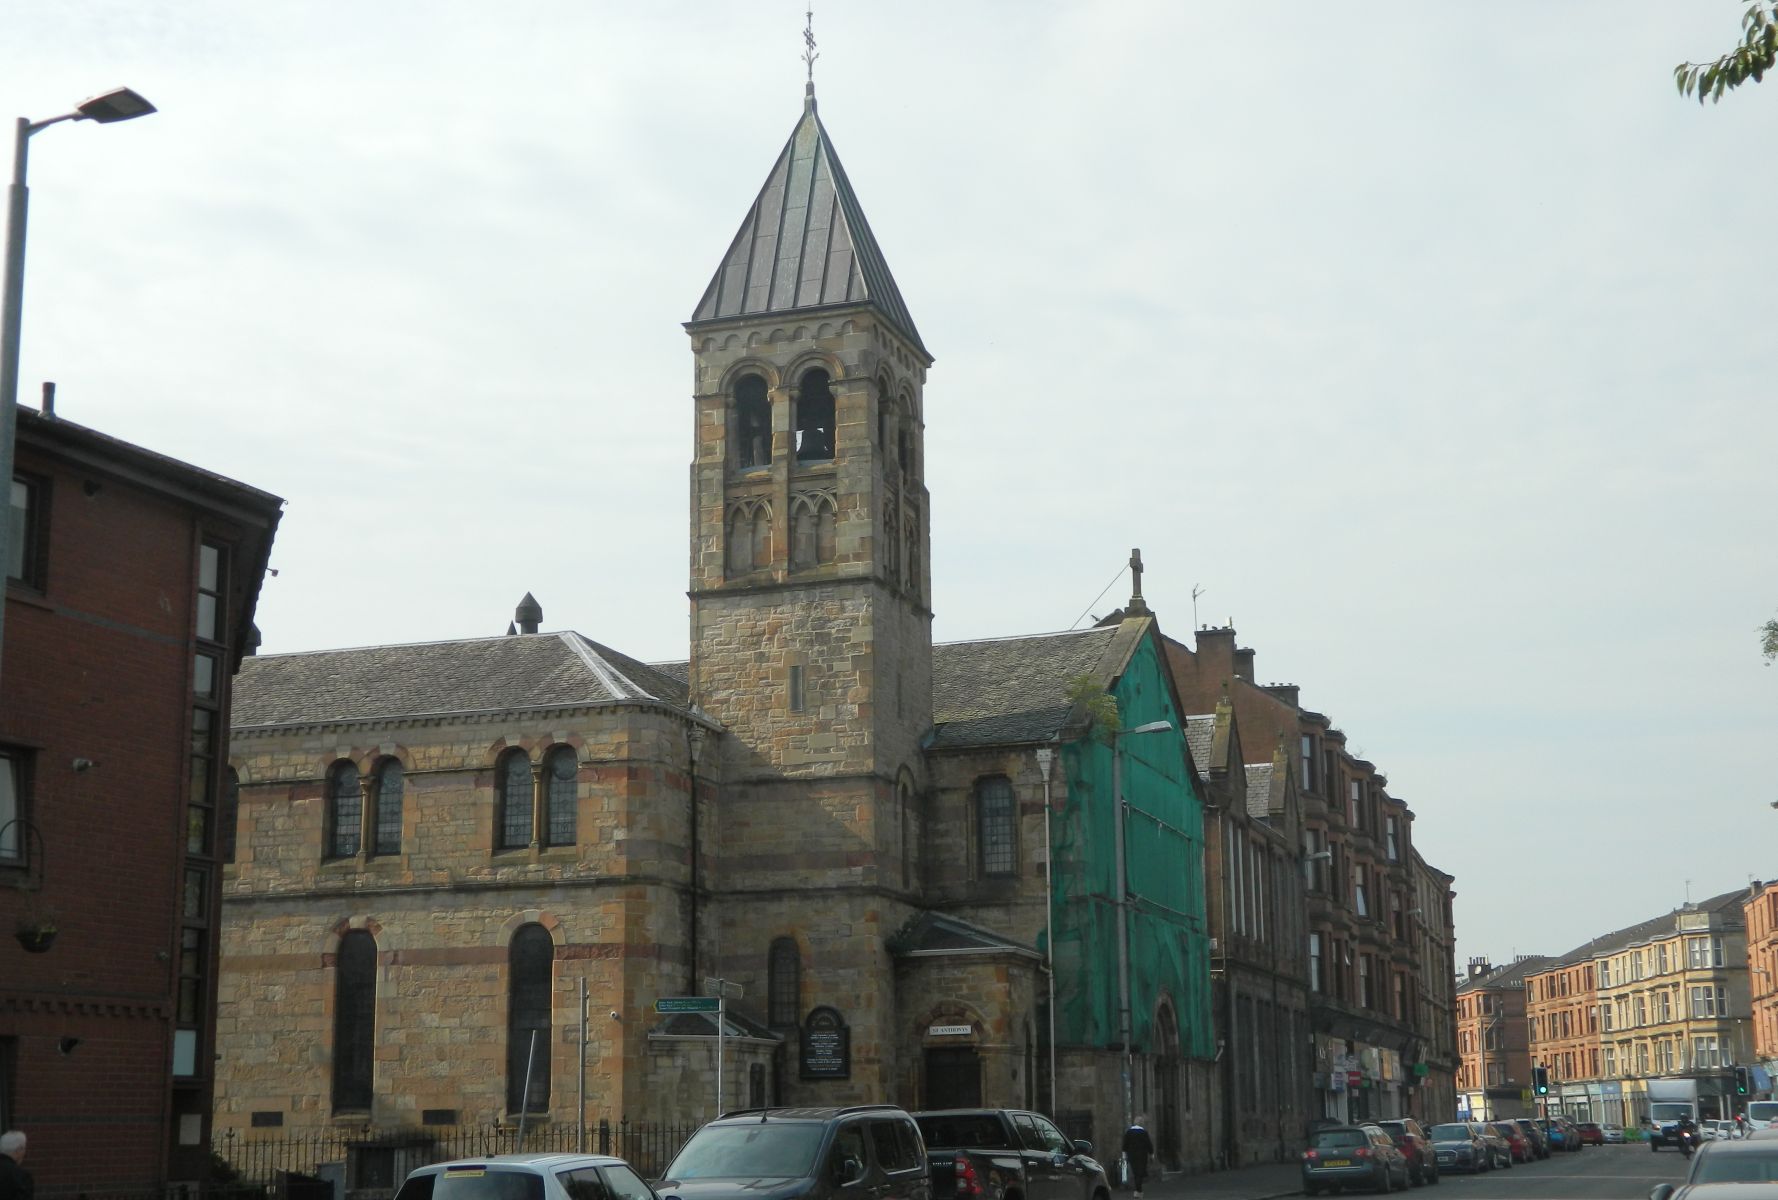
1233, 646, 1256, 683
1193, 625, 1237, 674
1262, 682, 1299, 708
41, 381, 56, 418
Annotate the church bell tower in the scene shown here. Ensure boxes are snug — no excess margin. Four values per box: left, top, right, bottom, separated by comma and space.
684, 81, 932, 1099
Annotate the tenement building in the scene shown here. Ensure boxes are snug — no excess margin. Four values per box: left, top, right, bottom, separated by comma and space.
1454, 956, 1549, 1121
1164, 626, 1458, 1129
1526, 889, 1750, 1127
213, 84, 1221, 1165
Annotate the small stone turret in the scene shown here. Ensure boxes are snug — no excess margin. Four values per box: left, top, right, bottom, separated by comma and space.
514, 593, 542, 635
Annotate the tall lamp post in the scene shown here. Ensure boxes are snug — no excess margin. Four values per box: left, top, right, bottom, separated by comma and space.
0, 86, 155, 693
1112, 718, 1174, 1136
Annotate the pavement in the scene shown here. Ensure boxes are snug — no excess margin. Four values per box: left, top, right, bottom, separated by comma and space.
1124, 1161, 1304, 1200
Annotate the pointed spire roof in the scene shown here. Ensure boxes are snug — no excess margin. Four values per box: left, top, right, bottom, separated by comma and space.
690, 84, 927, 357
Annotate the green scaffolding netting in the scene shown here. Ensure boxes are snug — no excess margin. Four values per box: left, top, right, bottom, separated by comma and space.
1045, 637, 1215, 1061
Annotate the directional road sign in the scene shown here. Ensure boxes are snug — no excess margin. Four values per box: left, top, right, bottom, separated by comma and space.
655, 996, 721, 1014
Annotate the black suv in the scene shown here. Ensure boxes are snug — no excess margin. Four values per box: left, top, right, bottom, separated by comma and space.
657, 1106, 931, 1200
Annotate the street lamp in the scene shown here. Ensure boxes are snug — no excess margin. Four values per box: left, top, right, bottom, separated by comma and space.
1112, 718, 1173, 1136
0, 86, 155, 693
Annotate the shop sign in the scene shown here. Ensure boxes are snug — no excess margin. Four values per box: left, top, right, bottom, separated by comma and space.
928, 1024, 972, 1037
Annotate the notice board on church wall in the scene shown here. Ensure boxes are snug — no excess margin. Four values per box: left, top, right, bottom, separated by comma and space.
800, 1006, 850, 1080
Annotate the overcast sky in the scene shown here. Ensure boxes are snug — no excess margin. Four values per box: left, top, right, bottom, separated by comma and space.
7, 2, 1774, 970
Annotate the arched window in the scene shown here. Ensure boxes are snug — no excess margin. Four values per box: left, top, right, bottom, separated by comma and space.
790, 494, 838, 572
768, 936, 801, 1028
733, 375, 771, 469
895, 393, 916, 484
327, 761, 361, 858
877, 388, 898, 476
794, 369, 835, 462
544, 746, 577, 847
498, 751, 533, 850
976, 776, 1016, 878
373, 759, 403, 857
726, 506, 753, 575
507, 923, 554, 1113
899, 774, 916, 888
331, 930, 376, 1111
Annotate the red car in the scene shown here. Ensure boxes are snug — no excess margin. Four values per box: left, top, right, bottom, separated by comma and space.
1577, 1122, 1606, 1146
1490, 1122, 1533, 1163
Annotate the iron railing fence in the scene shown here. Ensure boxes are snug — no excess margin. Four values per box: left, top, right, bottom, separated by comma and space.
213, 1119, 701, 1191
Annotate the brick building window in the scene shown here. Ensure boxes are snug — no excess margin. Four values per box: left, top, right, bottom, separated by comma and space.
7, 475, 46, 589
1308, 933, 1323, 993
1299, 734, 1315, 791
545, 746, 578, 847
507, 923, 553, 1114
1384, 816, 1399, 861
332, 930, 376, 1111
497, 750, 533, 850
327, 760, 362, 858
975, 776, 1016, 878
0, 750, 28, 866
372, 759, 403, 857
768, 936, 800, 1028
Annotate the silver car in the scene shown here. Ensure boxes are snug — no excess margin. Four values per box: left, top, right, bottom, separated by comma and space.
397, 1153, 660, 1200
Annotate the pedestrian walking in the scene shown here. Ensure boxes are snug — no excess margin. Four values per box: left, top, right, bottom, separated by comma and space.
0, 1130, 31, 1200
1122, 1116, 1154, 1199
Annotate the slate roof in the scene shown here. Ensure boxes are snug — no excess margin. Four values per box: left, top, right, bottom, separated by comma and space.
234, 632, 689, 729
650, 1007, 781, 1042
892, 911, 1039, 958
1185, 715, 1216, 780
689, 87, 926, 357
1456, 955, 1554, 993
1243, 762, 1275, 820
1542, 888, 1749, 968
928, 626, 1123, 749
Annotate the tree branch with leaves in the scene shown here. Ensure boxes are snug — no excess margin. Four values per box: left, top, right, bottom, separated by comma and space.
1676, 1, 1778, 103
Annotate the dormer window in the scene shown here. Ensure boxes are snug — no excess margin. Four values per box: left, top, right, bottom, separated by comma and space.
794, 369, 834, 462
733, 375, 771, 469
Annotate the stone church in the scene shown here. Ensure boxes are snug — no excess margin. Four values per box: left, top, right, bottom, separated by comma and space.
215, 83, 1218, 1163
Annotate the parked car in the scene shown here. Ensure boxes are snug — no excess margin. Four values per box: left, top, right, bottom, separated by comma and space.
397, 1153, 660, 1200
1703, 1121, 1739, 1142
1301, 1124, 1410, 1195
1490, 1123, 1531, 1164
657, 1105, 932, 1200
911, 1109, 1109, 1200
1427, 1122, 1491, 1175
1375, 1119, 1440, 1187
1578, 1122, 1607, 1146
1513, 1119, 1551, 1160
1544, 1116, 1583, 1153
1603, 1124, 1627, 1144
1473, 1122, 1513, 1170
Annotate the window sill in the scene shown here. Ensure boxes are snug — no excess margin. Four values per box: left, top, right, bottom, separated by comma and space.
3, 584, 51, 611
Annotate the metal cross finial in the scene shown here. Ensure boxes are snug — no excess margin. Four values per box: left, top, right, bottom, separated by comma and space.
803, 8, 819, 81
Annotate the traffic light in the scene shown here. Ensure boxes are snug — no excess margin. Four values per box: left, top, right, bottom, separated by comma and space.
1533, 1065, 1550, 1096
1736, 1066, 1750, 1096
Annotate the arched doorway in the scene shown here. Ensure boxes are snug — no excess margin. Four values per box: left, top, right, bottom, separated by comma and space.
1154, 1000, 1182, 1169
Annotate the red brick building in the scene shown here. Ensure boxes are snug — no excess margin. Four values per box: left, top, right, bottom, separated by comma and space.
1165, 625, 1459, 1128
1, 405, 279, 1194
